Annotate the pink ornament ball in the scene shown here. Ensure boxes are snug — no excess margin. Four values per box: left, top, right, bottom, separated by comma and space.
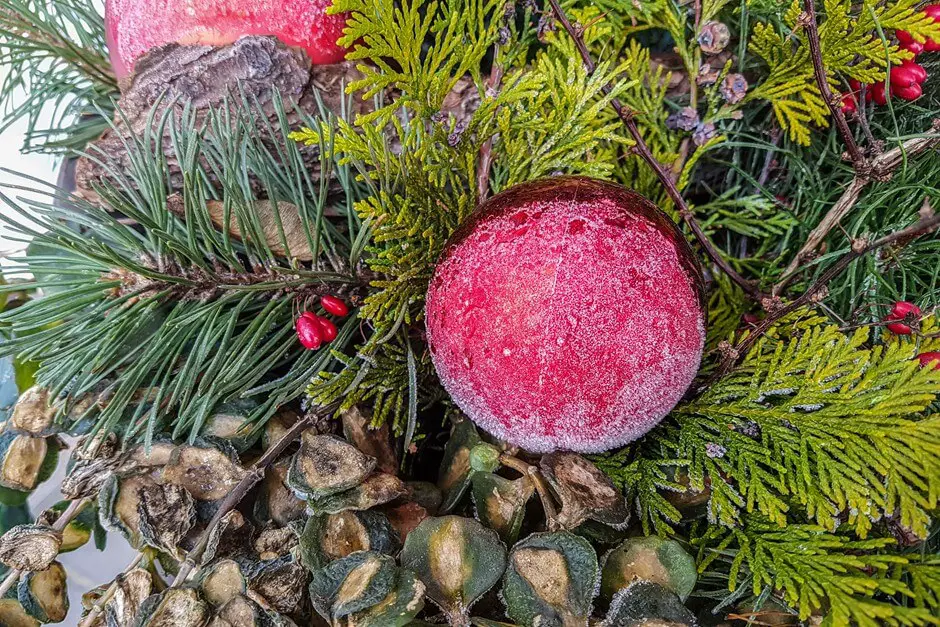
425, 177, 706, 453
105, 0, 350, 80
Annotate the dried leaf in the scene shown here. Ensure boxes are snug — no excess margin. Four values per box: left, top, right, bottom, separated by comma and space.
9, 387, 57, 436
203, 511, 254, 565
246, 555, 308, 615
136, 588, 211, 627
206, 199, 314, 261
309, 551, 399, 621
198, 560, 247, 608
300, 511, 400, 571
104, 569, 153, 627
471, 472, 533, 544
162, 441, 248, 502
540, 453, 629, 529
437, 420, 481, 513
343, 406, 398, 475
18, 561, 69, 623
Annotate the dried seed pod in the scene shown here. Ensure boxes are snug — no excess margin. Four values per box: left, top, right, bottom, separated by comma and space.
405, 482, 443, 515
383, 502, 429, 543
261, 410, 300, 452
0, 595, 40, 627
343, 569, 425, 627
601, 537, 697, 602
9, 387, 58, 436
18, 561, 69, 623
720, 73, 749, 104
300, 511, 401, 571
133, 588, 211, 627
137, 483, 197, 558
603, 581, 696, 627
437, 419, 482, 513
122, 440, 179, 472
208, 594, 269, 627
103, 568, 153, 627
342, 406, 398, 475
697, 21, 730, 54
245, 555, 308, 615
0, 431, 58, 494
287, 433, 375, 501
308, 551, 400, 622
99, 472, 160, 548
202, 400, 262, 453
254, 527, 299, 561
400, 516, 506, 624
540, 452, 629, 530
198, 560, 247, 608
502, 531, 599, 626
312, 473, 407, 515
202, 511, 255, 565
471, 472, 533, 544
38, 500, 100, 553
0, 525, 62, 572
161, 440, 248, 502
254, 460, 306, 527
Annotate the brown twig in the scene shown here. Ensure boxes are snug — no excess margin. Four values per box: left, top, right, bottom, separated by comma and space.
546, 0, 762, 301
0, 497, 92, 598
776, 132, 940, 288
711, 208, 940, 381
499, 454, 559, 529
77, 553, 145, 627
170, 402, 337, 587
801, 0, 868, 174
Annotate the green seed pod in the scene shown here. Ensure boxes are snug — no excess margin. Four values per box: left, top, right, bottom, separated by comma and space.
502, 531, 599, 626
343, 568, 425, 627
18, 561, 68, 623
132, 588, 211, 627
468, 443, 501, 473
602, 581, 696, 627
312, 473, 407, 516
437, 420, 481, 513
300, 510, 401, 571
197, 560, 247, 608
9, 387, 58, 437
202, 400, 262, 453
287, 433, 375, 501
0, 431, 58, 494
400, 516, 506, 624
308, 551, 399, 621
161, 439, 247, 502
540, 453, 629, 530
470, 472, 533, 544
601, 537, 697, 602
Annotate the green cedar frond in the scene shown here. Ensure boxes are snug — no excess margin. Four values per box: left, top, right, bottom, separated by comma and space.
0, 0, 117, 153
0, 95, 361, 445
695, 517, 940, 625
747, 0, 940, 144
695, 190, 798, 239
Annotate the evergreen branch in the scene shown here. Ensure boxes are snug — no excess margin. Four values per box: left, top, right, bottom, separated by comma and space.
801, 0, 868, 173
170, 402, 337, 587
545, 0, 763, 302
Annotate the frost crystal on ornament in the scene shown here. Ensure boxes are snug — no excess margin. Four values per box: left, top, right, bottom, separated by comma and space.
425, 177, 706, 453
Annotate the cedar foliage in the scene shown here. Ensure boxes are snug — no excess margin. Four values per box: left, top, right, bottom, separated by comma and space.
0, 0, 938, 624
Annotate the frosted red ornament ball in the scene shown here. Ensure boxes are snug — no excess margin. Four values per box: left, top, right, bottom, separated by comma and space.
105, 0, 350, 79
425, 177, 706, 453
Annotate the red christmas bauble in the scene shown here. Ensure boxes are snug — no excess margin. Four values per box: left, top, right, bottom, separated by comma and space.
105, 0, 349, 79
425, 177, 706, 453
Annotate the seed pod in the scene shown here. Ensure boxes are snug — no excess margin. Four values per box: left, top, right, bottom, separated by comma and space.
471, 472, 533, 544
38, 500, 100, 553
133, 588, 210, 627
102, 568, 153, 627
502, 531, 599, 626
300, 511, 401, 571
697, 21, 730, 54
603, 581, 696, 626
203, 511, 254, 565
343, 569, 425, 627
121, 440, 177, 472
261, 409, 301, 452
254, 460, 306, 527
312, 473, 407, 515
9, 387, 58, 436
245, 555, 308, 615
208, 594, 269, 627
342, 406, 398, 475
161, 440, 248, 502
401, 516, 506, 623
137, 483, 197, 558
540, 452, 629, 530
0, 595, 38, 627
601, 537, 697, 602
287, 433, 375, 501
437, 419, 482, 512
18, 561, 69, 623
202, 400, 262, 453
198, 560, 247, 608
0, 431, 58, 494
254, 527, 299, 561
99, 472, 159, 548
308, 551, 400, 621
0, 525, 62, 572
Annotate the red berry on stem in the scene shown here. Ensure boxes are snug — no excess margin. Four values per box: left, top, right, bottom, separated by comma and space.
105, 0, 351, 79
840, 93, 857, 115
890, 61, 926, 88
295, 315, 323, 350
871, 82, 888, 105
884, 301, 922, 335
316, 316, 339, 342
920, 5, 940, 50
917, 352, 940, 369
426, 177, 706, 453
893, 82, 923, 101
320, 295, 349, 317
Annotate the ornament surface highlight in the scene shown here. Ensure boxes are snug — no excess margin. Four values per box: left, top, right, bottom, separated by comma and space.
105, 0, 349, 79
425, 177, 706, 453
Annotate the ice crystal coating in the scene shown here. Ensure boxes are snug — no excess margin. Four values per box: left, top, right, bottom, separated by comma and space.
425, 177, 706, 453
105, 0, 349, 79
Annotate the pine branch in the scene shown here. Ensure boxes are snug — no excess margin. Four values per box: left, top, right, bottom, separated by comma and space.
545, 0, 762, 301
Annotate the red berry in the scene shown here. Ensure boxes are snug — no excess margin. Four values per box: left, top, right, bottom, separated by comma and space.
896, 29, 916, 45
741, 313, 761, 327
890, 61, 926, 88
848, 78, 862, 92
840, 93, 857, 114
924, 4, 940, 19
917, 352, 940, 369
320, 295, 349, 318
884, 301, 922, 335
871, 82, 888, 105
316, 316, 339, 343
901, 38, 925, 55
295, 315, 323, 350
893, 82, 923, 101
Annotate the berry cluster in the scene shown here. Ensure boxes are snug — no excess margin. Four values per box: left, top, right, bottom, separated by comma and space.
840, 6, 939, 113
883, 301, 940, 371
295, 295, 349, 350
